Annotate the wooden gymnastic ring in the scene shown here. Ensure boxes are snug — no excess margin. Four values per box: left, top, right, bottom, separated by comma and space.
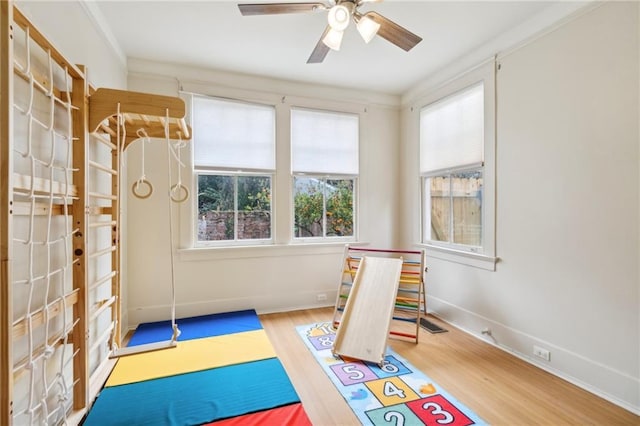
132, 179, 153, 199
170, 183, 189, 203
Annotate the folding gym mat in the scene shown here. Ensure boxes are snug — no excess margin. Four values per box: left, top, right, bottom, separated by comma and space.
84, 309, 311, 425
127, 309, 263, 346
105, 329, 276, 387
203, 403, 311, 426
84, 358, 300, 426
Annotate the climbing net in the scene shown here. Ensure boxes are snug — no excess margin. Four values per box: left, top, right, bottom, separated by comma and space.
11, 20, 80, 425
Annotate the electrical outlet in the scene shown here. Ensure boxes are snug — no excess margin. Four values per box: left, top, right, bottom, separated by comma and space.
533, 345, 551, 361
316, 293, 327, 302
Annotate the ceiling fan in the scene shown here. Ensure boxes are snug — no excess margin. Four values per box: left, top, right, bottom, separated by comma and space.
238, 1, 422, 63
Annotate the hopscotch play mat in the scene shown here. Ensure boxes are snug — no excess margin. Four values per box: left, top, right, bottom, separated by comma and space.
296, 322, 488, 426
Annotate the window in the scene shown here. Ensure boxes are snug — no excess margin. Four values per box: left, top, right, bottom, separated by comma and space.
197, 174, 271, 241
192, 95, 275, 244
421, 83, 484, 249
418, 58, 496, 269
291, 108, 358, 240
425, 170, 482, 246
293, 177, 354, 238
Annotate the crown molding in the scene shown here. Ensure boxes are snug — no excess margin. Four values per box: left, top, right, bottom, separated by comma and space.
401, 1, 600, 106
78, 0, 127, 68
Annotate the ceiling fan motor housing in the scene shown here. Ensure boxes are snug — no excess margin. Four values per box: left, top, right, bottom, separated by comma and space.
328, 2, 355, 31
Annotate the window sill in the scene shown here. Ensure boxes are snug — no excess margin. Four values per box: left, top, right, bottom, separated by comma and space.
420, 244, 498, 271
178, 242, 350, 262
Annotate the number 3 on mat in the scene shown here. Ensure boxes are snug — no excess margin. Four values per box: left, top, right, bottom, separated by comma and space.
406, 395, 475, 426
422, 402, 454, 424
382, 405, 453, 426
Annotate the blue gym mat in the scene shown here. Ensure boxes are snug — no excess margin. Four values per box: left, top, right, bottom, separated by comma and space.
127, 309, 262, 346
83, 358, 300, 426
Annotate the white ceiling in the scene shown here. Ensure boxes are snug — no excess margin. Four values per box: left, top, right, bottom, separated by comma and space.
94, 0, 580, 95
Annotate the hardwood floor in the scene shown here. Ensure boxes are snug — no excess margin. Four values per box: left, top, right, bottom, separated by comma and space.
259, 307, 639, 425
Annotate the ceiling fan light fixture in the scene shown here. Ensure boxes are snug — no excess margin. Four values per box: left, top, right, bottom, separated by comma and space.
327, 4, 350, 31
237, 1, 422, 64
322, 27, 344, 51
355, 14, 380, 44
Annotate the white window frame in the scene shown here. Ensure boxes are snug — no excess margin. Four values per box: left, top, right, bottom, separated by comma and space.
189, 94, 276, 247
418, 59, 497, 270
422, 165, 484, 248
291, 174, 357, 242
194, 170, 274, 246
176, 86, 366, 257
290, 107, 359, 244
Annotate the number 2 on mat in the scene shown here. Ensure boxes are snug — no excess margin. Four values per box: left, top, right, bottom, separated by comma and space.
383, 411, 405, 426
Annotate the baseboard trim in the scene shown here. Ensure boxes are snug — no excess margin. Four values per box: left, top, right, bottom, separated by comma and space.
428, 296, 640, 415
127, 292, 336, 328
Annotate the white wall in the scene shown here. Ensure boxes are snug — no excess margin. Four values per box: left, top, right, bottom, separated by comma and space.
123, 59, 401, 325
400, 2, 639, 413
15, 0, 126, 89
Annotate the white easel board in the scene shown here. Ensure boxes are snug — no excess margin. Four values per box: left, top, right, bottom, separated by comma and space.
332, 256, 403, 365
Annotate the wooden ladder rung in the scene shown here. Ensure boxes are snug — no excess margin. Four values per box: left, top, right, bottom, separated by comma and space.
13, 66, 71, 106
99, 123, 117, 137
89, 191, 117, 201
89, 271, 117, 291
12, 201, 72, 216
90, 296, 116, 321
13, 173, 78, 198
88, 220, 116, 229
89, 160, 117, 175
89, 246, 116, 259
399, 278, 421, 285
396, 296, 419, 303
91, 131, 117, 150
13, 322, 76, 380
87, 206, 113, 215
12, 290, 79, 340
90, 322, 115, 354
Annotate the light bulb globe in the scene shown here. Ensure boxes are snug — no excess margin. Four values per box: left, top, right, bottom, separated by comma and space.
327, 5, 350, 31
322, 27, 344, 51
356, 15, 381, 44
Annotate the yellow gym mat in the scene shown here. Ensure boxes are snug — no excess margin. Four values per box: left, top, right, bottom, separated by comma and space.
105, 329, 276, 387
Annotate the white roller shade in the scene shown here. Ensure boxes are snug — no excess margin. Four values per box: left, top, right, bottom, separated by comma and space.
193, 96, 275, 170
420, 82, 484, 174
291, 108, 359, 175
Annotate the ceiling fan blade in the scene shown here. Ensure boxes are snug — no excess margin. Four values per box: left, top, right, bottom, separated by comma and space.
307, 26, 331, 64
238, 2, 327, 16
365, 11, 422, 52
